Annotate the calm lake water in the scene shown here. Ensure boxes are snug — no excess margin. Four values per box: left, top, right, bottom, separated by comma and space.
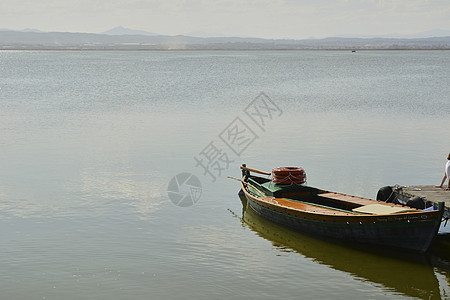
1, 50, 450, 299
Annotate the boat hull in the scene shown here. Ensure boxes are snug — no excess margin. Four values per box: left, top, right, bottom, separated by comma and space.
244, 188, 442, 253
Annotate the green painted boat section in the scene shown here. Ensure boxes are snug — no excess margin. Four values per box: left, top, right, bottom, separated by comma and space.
248, 177, 319, 197
246, 177, 353, 211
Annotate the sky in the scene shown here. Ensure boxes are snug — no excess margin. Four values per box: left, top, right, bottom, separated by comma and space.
1, 0, 450, 39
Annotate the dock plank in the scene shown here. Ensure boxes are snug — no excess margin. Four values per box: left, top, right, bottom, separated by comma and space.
402, 185, 450, 218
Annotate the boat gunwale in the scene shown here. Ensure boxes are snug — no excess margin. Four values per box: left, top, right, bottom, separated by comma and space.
241, 177, 441, 224
247, 176, 416, 209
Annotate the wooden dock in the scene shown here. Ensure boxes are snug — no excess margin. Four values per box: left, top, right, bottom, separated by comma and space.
400, 185, 450, 219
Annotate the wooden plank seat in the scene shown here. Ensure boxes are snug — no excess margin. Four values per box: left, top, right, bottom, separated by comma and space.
318, 192, 377, 207
261, 197, 354, 216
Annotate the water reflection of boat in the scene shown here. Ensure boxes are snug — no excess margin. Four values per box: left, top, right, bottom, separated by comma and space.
239, 192, 443, 299
238, 165, 444, 252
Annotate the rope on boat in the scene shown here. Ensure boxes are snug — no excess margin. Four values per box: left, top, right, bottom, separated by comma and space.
227, 176, 267, 197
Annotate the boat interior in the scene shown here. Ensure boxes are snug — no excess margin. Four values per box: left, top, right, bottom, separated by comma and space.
246, 175, 415, 214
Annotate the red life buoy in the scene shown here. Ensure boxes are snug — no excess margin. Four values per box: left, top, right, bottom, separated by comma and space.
272, 167, 306, 185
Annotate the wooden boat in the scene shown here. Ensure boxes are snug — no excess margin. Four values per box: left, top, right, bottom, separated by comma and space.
239, 193, 442, 299
238, 164, 444, 253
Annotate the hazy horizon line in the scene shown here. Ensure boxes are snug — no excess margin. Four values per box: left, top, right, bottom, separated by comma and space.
2, 26, 450, 40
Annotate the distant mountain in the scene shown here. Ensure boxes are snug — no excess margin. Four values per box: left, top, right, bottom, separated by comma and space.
335, 29, 450, 39
0, 28, 45, 33
102, 26, 158, 36
0, 29, 449, 50
20, 28, 45, 33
